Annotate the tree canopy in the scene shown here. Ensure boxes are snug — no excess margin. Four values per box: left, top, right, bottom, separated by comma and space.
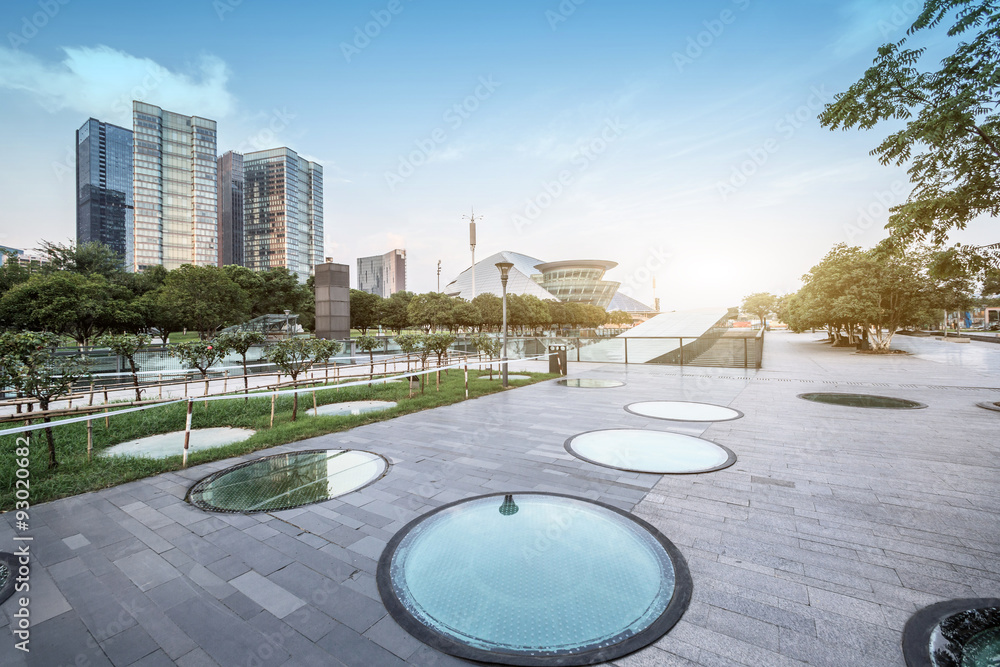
819, 0, 1000, 273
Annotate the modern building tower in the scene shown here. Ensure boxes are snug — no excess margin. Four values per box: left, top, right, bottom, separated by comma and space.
76, 118, 133, 265
357, 249, 406, 297
217, 151, 244, 267
243, 147, 323, 279
132, 101, 218, 272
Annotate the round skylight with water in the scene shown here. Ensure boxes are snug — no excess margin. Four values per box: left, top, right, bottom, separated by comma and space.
625, 401, 743, 422
798, 392, 927, 409
0, 553, 15, 605
378, 493, 691, 665
903, 599, 1000, 667
565, 429, 736, 474
556, 378, 625, 388
187, 449, 388, 513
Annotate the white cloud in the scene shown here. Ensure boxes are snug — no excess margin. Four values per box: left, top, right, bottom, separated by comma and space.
0, 45, 235, 125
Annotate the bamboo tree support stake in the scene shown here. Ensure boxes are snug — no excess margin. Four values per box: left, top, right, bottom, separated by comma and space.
158, 374, 163, 399
104, 406, 109, 429
87, 418, 93, 463
312, 390, 317, 416
464, 360, 469, 399
223, 371, 228, 393
182, 398, 193, 468
270, 391, 277, 428
184, 380, 188, 398
88, 382, 95, 406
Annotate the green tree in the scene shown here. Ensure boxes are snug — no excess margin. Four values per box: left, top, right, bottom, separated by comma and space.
452, 300, 481, 332
213, 330, 267, 395
819, 0, 1000, 271
381, 291, 414, 333
255, 268, 309, 317
607, 310, 633, 327
0, 331, 90, 468
471, 333, 502, 379
311, 338, 343, 382
407, 292, 456, 332
472, 293, 502, 331
266, 338, 325, 420
38, 240, 124, 278
0, 272, 141, 345
158, 265, 250, 339
350, 289, 382, 333
424, 332, 456, 391
0, 251, 30, 297
394, 332, 423, 373
742, 292, 778, 328
169, 340, 230, 398
355, 334, 381, 385
299, 274, 316, 332
96, 333, 150, 401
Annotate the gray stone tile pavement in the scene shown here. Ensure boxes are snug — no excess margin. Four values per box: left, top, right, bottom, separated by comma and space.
0, 331, 997, 665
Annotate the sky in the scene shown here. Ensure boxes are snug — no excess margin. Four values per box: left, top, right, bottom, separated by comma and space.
0, 0, 993, 310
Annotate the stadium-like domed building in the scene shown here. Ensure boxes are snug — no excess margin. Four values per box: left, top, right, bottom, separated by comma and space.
443, 250, 655, 319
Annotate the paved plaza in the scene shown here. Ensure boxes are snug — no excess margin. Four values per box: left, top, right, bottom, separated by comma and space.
1, 331, 997, 666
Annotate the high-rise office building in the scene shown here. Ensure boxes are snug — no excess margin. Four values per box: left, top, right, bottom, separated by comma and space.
217, 151, 244, 267
132, 101, 218, 271
76, 118, 133, 265
357, 249, 406, 298
243, 147, 323, 279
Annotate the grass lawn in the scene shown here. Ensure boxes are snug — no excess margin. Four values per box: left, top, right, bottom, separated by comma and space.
0, 368, 556, 510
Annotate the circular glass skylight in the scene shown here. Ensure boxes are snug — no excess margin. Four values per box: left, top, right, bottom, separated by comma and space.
902, 598, 1000, 667
625, 401, 743, 422
0, 553, 15, 605
798, 392, 927, 409
565, 429, 736, 474
101, 427, 255, 459
187, 449, 388, 513
556, 378, 625, 388
377, 493, 691, 665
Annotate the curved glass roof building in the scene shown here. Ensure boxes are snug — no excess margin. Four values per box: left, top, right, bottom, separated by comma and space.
443, 251, 630, 311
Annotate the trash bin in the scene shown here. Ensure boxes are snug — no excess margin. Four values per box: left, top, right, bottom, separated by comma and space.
549, 345, 568, 375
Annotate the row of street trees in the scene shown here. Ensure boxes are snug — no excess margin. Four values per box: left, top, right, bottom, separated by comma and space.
350, 289, 632, 334
766, 244, 983, 351
0, 242, 314, 345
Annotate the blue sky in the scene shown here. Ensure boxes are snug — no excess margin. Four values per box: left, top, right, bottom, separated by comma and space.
0, 0, 990, 309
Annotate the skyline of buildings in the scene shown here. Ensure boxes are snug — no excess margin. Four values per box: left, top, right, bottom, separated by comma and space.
69, 101, 325, 280
357, 249, 407, 297
75, 118, 133, 264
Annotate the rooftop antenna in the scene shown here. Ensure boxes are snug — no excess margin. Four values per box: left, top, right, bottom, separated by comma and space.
463, 207, 483, 298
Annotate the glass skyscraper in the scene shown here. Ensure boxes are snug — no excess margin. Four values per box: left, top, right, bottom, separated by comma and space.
243, 147, 323, 279
357, 249, 406, 297
217, 151, 244, 267
132, 101, 218, 271
76, 118, 133, 265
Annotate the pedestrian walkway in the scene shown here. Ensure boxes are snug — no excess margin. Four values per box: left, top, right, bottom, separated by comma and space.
0, 331, 996, 666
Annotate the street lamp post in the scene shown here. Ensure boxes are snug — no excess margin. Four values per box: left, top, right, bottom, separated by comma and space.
495, 262, 513, 388
284, 309, 291, 339
437, 260, 441, 292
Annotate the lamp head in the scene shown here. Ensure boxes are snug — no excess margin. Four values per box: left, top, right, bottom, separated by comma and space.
495, 262, 514, 284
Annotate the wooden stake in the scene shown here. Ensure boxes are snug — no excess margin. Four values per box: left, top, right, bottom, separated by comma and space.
87, 418, 93, 463
312, 390, 317, 416
182, 398, 193, 468
88, 382, 94, 406
223, 371, 228, 393
104, 406, 109, 429
158, 374, 162, 399
464, 360, 469, 399
270, 391, 276, 428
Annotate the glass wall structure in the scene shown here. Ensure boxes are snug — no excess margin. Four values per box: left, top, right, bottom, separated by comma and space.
532, 260, 620, 309
217, 151, 244, 266
76, 118, 133, 266
132, 102, 218, 272
357, 248, 406, 297
243, 147, 323, 279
